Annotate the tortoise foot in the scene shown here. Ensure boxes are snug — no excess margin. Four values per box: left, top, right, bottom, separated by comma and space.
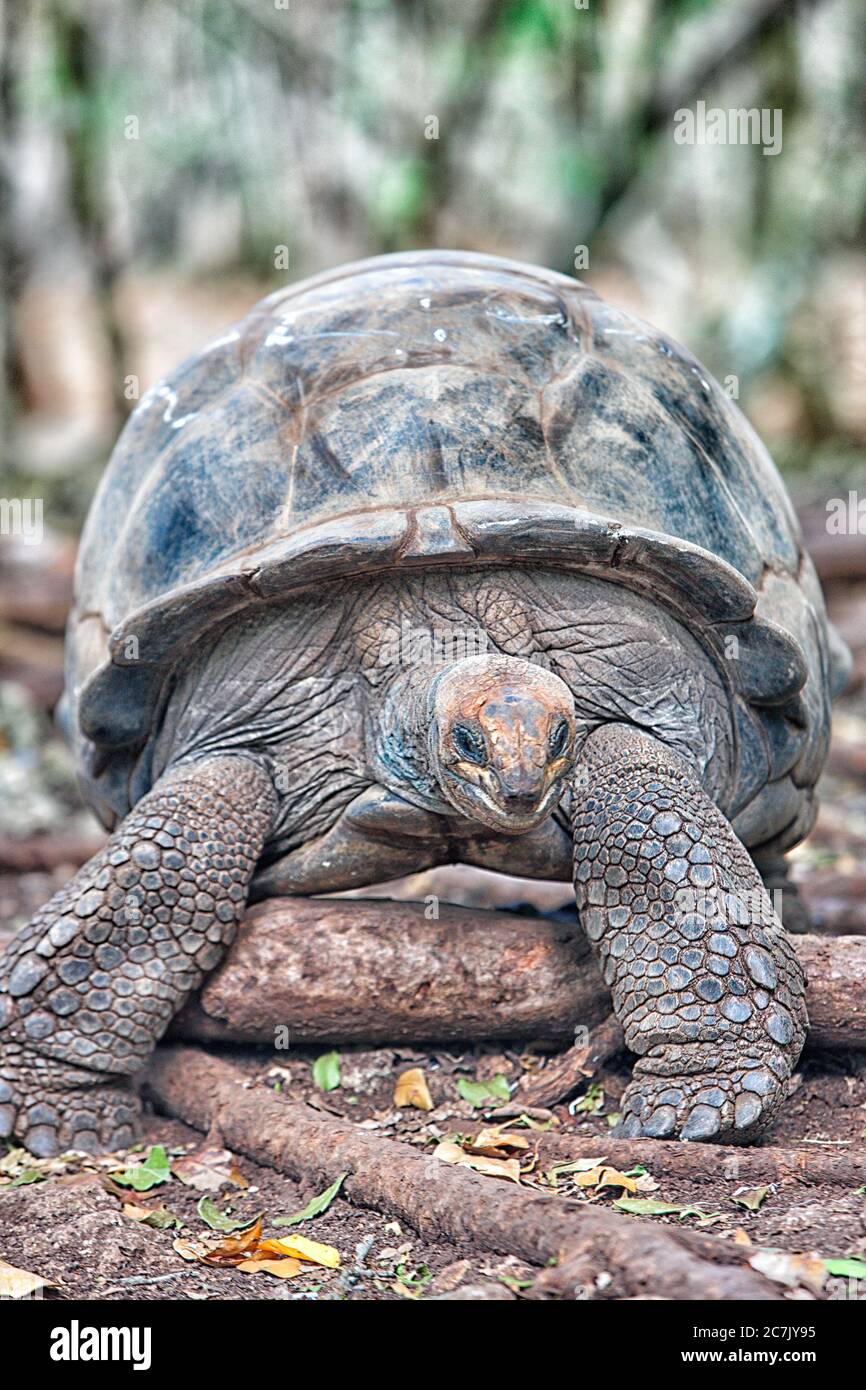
614, 1042, 789, 1144
0, 1047, 141, 1157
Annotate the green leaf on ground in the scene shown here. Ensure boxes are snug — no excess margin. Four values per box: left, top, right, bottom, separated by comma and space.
7, 1170, 46, 1188
824, 1257, 866, 1278
312, 1052, 341, 1092
395, 1262, 432, 1290
457, 1074, 511, 1108
112, 1145, 171, 1192
614, 1197, 716, 1220
572, 1083, 604, 1115
273, 1173, 348, 1228
197, 1196, 262, 1233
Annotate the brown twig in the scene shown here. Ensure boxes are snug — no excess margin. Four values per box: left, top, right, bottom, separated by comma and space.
519, 1016, 624, 1108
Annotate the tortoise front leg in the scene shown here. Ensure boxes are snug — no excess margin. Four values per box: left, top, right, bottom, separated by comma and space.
571, 725, 807, 1143
0, 755, 276, 1155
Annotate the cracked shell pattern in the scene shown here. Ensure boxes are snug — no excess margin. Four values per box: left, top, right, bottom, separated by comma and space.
0, 755, 275, 1156
571, 725, 807, 1144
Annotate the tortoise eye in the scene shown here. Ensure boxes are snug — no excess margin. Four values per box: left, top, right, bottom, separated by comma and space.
452, 723, 487, 766
548, 718, 570, 759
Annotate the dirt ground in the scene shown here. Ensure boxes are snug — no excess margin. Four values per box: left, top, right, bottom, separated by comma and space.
0, 1033, 864, 1302
1, 523, 865, 1302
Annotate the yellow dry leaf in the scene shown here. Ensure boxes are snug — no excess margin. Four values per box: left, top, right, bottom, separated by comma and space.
172, 1237, 201, 1263
237, 1258, 304, 1279
597, 1166, 638, 1193
0, 1259, 54, 1300
470, 1124, 531, 1156
574, 1167, 603, 1188
259, 1233, 341, 1268
434, 1139, 521, 1184
733, 1228, 753, 1246
574, 1165, 638, 1192
394, 1067, 434, 1112
573, 1165, 637, 1192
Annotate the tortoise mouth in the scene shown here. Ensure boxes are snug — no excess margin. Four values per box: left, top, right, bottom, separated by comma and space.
439, 767, 565, 834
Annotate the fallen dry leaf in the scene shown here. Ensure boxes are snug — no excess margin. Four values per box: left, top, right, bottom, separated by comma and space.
469, 1123, 531, 1157
257, 1234, 340, 1268
173, 1220, 340, 1273
173, 1220, 263, 1267
122, 1202, 180, 1230
571, 1165, 637, 1193
634, 1171, 659, 1192
172, 1146, 242, 1192
236, 1258, 304, 1279
430, 1258, 471, 1294
546, 1156, 607, 1184
597, 1166, 638, 1193
0, 1259, 55, 1299
733, 1186, 770, 1212
434, 1139, 521, 1184
574, 1168, 604, 1188
733, 1228, 753, 1246
749, 1248, 826, 1295
394, 1067, 434, 1112
172, 1238, 202, 1263
0, 1148, 29, 1175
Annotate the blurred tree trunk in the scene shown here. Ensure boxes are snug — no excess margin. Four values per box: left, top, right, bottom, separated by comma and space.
50, 0, 132, 428
0, 0, 29, 464
581, 0, 819, 257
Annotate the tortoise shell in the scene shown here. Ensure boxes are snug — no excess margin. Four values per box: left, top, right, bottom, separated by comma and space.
66, 251, 844, 848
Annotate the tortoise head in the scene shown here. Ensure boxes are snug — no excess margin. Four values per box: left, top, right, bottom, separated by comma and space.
428, 656, 576, 833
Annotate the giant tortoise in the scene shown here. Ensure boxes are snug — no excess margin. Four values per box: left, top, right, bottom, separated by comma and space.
0, 251, 849, 1154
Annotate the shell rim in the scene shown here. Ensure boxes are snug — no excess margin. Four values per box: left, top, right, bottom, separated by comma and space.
75, 495, 808, 750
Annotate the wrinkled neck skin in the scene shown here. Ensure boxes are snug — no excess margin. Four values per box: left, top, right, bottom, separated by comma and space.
364, 662, 454, 814
150, 567, 736, 854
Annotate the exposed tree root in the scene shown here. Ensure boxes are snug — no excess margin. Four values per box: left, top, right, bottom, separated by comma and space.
171, 895, 605, 1045
533, 1132, 866, 1188
145, 1045, 785, 1301
170, 898, 866, 1054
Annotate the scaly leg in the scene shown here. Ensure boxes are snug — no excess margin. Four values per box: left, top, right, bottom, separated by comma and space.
571, 725, 807, 1143
0, 755, 275, 1155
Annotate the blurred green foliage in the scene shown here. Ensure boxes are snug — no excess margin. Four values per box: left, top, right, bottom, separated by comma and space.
1, 0, 863, 527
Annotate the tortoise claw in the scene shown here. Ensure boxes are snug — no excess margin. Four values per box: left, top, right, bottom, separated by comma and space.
617, 1050, 789, 1144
